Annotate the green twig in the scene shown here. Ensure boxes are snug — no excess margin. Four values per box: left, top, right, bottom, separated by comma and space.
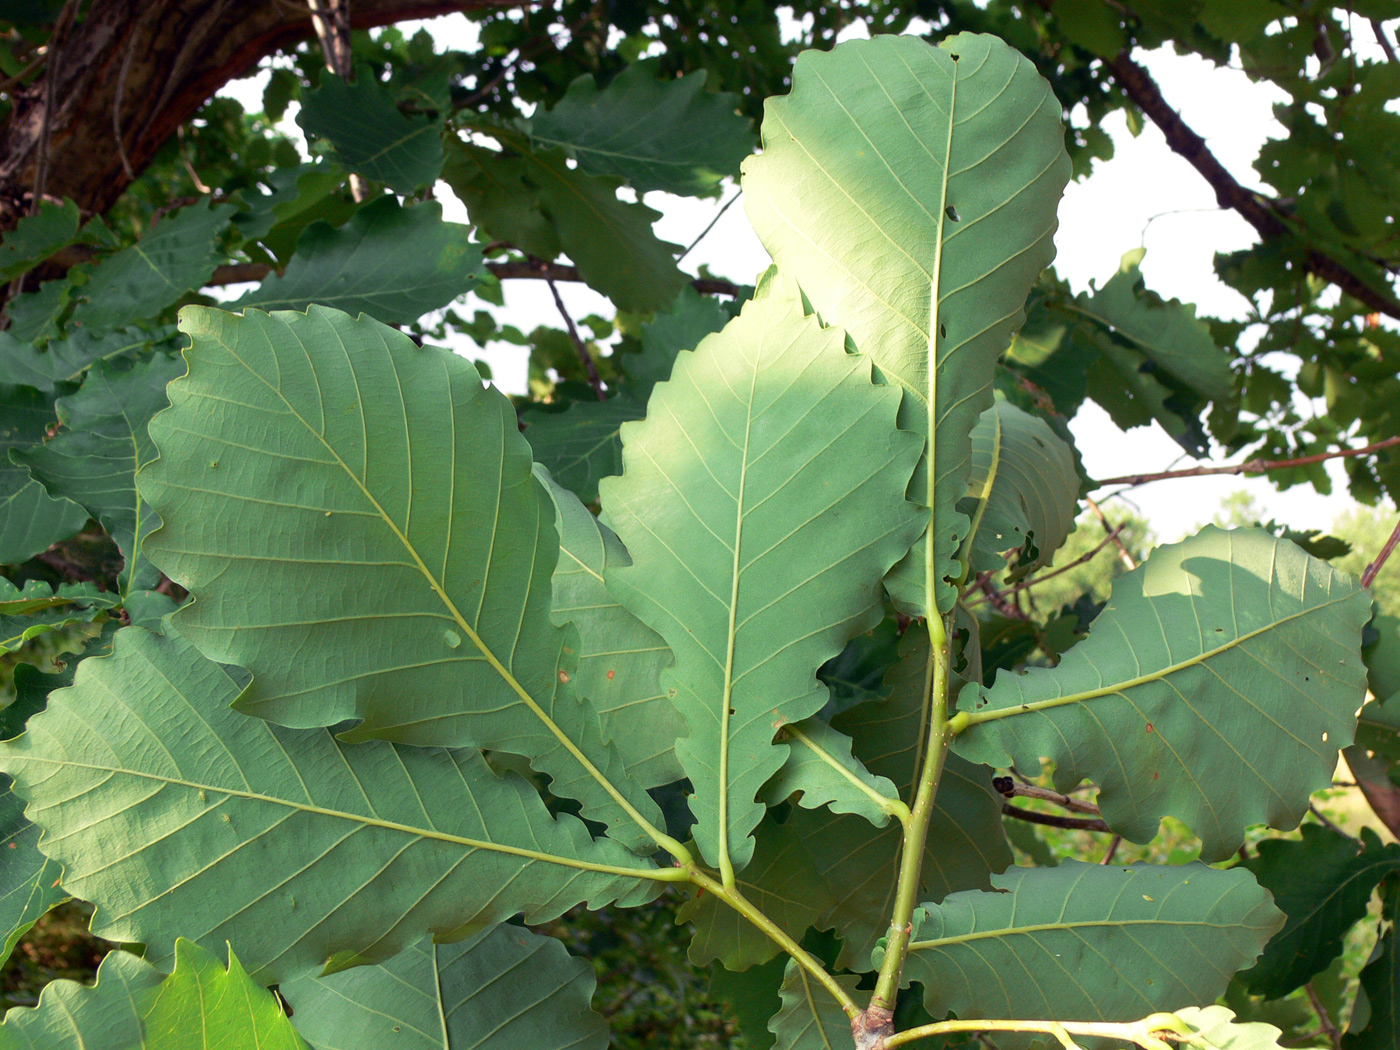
870, 616, 952, 1013
884, 1011, 1193, 1050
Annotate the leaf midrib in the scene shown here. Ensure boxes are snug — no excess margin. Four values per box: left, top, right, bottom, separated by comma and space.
21, 753, 671, 883
964, 595, 1353, 725
908, 913, 1272, 951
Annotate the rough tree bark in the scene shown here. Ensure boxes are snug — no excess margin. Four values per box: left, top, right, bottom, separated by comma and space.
0, 0, 527, 231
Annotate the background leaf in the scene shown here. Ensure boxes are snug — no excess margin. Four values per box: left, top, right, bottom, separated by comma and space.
0, 382, 86, 565
0, 325, 177, 392
283, 926, 608, 1050
525, 396, 646, 505
1344, 877, 1400, 1050
525, 59, 754, 196
904, 862, 1282, 1023
298, 73, 444, 194
602, 279, 922, 871
0, 948, 163, 1048
1241, 824, 1400, 998
742, 33, 1071, 615
69, 200, 235, 334
14, 353, 182, 592
0, 199, 81, 281
954, 527, 1371, 859
0, 627, 660, 984
0, 781, 64, 969
230, 197, 483, 324
139, 306, 660, 847
625, 285, 736, 399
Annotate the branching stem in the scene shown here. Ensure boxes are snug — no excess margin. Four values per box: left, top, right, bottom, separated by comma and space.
687, 868, 860, 1019
884, 1012, 1192, 1050
870, 615, 951, 1013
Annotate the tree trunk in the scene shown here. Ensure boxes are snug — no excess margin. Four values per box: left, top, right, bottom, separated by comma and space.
0, 0, 525, 230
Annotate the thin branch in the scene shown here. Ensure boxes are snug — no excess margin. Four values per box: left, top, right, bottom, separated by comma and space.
970, 570, 1028, 619
1308, 803, 1346, 837
677, 187, 741, 263
1100, 834, 1123, 864
1094, 436, 1400, 488
0, 46, 49, 96
206, 258, 745, 297
547, 276, 605, 400
1373, 19, 1398, 63
1108, 49, 1400, 319
963, 526, 1124, 607
112, 20, 140, 181
1086, 498, 1138, 571
1305, 983, 1341, 1050
992, 776, 1101, 815
1362, 518, 1400, 588
32, 0, 82, 214
1002, 803, 1112, 833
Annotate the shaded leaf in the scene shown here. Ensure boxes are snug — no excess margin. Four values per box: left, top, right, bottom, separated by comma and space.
298, 73, 444, 194
627, 284, 735, 398
743, 33, 1071, 616
710, 954, 786, 1050
602, 278, 923, 872
526, 59, 754, 196
0, 579, 115, 651
0, 382, 86, 565
960, 400, 1079, 578
0, 940, 308, 1049
139, 306, 661, 849
0, 199, 81, 281
231, 197, 483, 324
767, 961, 859, 1050
69, 200, 235, 334
0, 627, 660, 983
1344, 877, 1400, 1050
904, 862, 1282, 1023
0, 325, 178, 392
525, 396, 645, 505
0, 781, 65, 969
443, 137, 686, 313
1241, 824, 1400, 998
954, 527, 1371, 859
538, 466, 683, 789
14, 353, 182, 592
283, 926, 608, 1050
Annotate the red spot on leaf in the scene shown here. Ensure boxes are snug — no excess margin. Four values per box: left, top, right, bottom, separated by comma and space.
606, 669, 615, 680
1145, 723, 1153, 733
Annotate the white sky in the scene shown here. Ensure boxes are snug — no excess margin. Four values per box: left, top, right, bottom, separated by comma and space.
218, 11, 1397, 544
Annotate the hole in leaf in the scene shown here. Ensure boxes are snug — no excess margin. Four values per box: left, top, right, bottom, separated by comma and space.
945, 205, 960, 222
939, 323, 947, 339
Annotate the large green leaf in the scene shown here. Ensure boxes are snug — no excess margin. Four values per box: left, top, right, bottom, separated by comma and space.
959, 399, 1079, 578
742, 33, 1071, 616
139, 306, 661, 849
298, 74, 444, 194
767, 962, 860, 1050
0, 325, 177, 392
0, 382, 86, 565
781, 638, 1012, 970
14, 353, 182, 592
0, 198, 81, 281
0, 628, 660, 983
903, 862, 1282, 1023
538, 468, 682, 789
231, 197, 483, 324
953, 527, 1371, 859
283, 926, 608, 1050
69, 200, 235, 334
524, 396, 646, 505
0, 781, 64, 969
0, 940, 309, 1049
761, 713, 902, 826
443, 136, 686, 313
601, 278, 923, 872
525, 59, 754, 196
1241, 825, 1400, 998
